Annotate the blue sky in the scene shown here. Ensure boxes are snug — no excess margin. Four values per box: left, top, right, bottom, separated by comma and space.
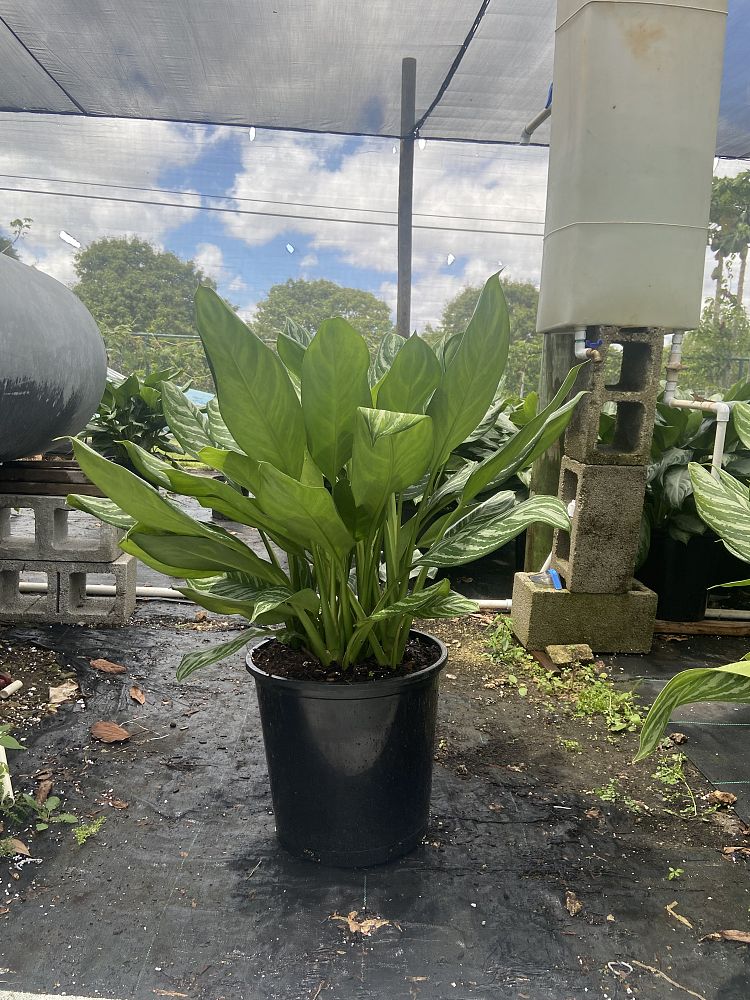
0, 114, 745, 330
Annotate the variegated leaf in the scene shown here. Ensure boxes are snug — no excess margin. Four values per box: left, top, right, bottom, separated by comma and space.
161, 381, 212, 457
689, 463, 750, 562
415, 494, 569, 568
176, 629, 269, 681
636, 662, 750, 760
66, 495, 135, 530
365, 579, 477, 622
206, 398, 241, 451
732, 401, 750, 450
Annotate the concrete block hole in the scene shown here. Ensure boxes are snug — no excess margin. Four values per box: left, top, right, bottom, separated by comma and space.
597, 400, 645, 456
0, 506, 35, 551
604, 340, 654, 393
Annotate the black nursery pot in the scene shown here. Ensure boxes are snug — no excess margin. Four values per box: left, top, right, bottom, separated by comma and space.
246, 630, 447, 868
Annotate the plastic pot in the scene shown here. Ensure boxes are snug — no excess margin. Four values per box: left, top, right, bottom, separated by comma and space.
246, 630, 447, 867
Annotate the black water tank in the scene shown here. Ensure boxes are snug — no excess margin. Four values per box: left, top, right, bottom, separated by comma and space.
0, 255, 106, 461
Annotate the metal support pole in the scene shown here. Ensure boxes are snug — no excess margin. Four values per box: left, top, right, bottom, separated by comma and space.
397, 57, 416, 338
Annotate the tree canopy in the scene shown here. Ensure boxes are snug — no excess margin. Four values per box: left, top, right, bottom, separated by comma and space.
423, 279, 541, 396
73, 237, 217, 390
251, 278, 394, 350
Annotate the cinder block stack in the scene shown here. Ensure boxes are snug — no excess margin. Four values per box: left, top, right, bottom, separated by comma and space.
0, 493, 136, 624
512, 327, 662, 653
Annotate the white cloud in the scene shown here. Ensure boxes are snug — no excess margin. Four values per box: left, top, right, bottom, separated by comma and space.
228, 274, 247, 293
0, 113, 220, 284
194, 242, 225, 282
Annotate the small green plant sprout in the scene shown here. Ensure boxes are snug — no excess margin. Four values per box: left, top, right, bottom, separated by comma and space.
74, 816, 106, 846
668, 866, 685, 881
486, 618, 536, 670
591, 778, 644, 813
23, 794, 77, 832
651, 752, 699, 818
561, 739, 582, 753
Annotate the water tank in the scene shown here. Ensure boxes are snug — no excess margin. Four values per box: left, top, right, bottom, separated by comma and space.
0, 255, 107, 461
537, 0, 727, 333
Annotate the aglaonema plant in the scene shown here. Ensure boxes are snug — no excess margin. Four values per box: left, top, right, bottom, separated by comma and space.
68, 275, 585, 679
636, 461, 750, 759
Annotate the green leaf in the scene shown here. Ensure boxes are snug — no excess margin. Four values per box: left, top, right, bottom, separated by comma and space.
72, 438, 213, 539
426, 274, 510, 464
199, 447, 260, 493
256, 462, 354, 561
636, 662, 750, 760
463, 364, 587, 504
277, 317, 315, 377
161, 381, 212, 457
365, 579, 478, 622
66, 495, 134, 530
127, 531, 288, 586
689, 463, 750, 561
351, 408, 434, 522
206, 398, 239, 451
0, 725, 24, 751
301, 318, 371, 481
663, 466, 693, 509
370, 333, 405, 385
181, 577, 318, 623
416, 494, 569, 568
376, 336, 441, 414
195, 286, 305, 477
732, 401, 750, 449
176, 630, 267, 681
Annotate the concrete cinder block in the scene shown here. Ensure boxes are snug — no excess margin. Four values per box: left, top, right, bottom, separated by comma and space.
58, 554, 137, 625
564, 327, 664, 466
0, 554, 136, 625
552, 457, 647, 594
510, 572, 657, 653
0, 495, 123, 562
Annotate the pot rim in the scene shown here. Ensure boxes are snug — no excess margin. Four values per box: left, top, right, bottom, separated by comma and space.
246, 628, 447, 700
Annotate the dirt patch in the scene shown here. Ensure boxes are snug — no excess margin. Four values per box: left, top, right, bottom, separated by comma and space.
0, 638, 76, 733
424, 614, 749, 847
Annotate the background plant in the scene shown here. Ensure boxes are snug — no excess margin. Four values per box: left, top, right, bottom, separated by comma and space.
637, 459, 750, 759
86, 369, 185, 471
69, 275, 584, 677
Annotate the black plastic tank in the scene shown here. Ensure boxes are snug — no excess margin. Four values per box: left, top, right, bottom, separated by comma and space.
0, 255, 106, 461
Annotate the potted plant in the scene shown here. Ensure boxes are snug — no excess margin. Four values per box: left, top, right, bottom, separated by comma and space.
637, 461, 750, 759
67, 275, 584, 866
634, 388, 750, 620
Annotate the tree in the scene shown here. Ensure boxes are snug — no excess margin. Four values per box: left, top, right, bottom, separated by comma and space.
680, 298, 750, 392
424, 280, 541, 396
73, 237, 217, 339
251, 278, 394, 350
0, 217, 32, 260
709, 173, 750, 327
73, 237, 217, 390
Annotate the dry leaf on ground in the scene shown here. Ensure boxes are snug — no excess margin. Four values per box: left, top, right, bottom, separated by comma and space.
722, 846, 750, 859
35, 779, 53, 806
0, 906, 9, 915
565, 891, 583, 916
89, 658, 126, 675
708, 790, 738, 807
8, 838, 29, 857
129, 685, 146, 705
331, 910, 390, 936
48, 679, 79, 707
700, 929, 750, 944
669, 732, 688, 745
90, 721, 130, 743
666, 901, 693, 929
152, 991, 189, 998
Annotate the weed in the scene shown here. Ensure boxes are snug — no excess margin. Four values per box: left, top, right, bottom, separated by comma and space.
591, 778, 644, 813
652, 753, 698, 818
486, 618, 642, 734
561, 739, 582, 753
0, 838, 14, 858
668, 866, 685, 881
1, 792, 77, 831
74, 816, 106, 846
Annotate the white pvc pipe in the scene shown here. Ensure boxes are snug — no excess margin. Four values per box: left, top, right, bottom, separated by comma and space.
18, 581, 187, 601
476, 599, 513, 611
573, 326, 602, 363
662, 332, 730, 480
704, 608, 750, 621
520, 105, 551, 145
0, 745, 13, 803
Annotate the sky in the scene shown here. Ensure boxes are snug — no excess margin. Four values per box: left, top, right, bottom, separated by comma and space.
0, 112, 746, 333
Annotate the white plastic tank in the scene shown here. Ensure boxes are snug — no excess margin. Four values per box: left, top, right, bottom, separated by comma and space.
536, 0, 728, 333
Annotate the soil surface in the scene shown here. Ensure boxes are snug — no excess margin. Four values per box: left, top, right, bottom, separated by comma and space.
0, 607, 748, 1000
253, 633, 440, 683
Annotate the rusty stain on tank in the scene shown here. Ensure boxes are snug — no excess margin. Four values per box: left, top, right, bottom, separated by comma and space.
622, 18, 666, 61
